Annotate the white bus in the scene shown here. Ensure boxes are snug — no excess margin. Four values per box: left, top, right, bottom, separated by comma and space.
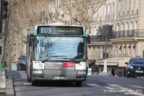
26, 23, 88, 86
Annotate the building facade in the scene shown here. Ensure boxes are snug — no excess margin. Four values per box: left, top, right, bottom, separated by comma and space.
88, 0, 144, 76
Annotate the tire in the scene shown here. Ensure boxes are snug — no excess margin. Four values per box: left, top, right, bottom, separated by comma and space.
132, 76, 136, 78
32, 80, 37, 85
75, 81, 82, 87
127, 74, 131, 78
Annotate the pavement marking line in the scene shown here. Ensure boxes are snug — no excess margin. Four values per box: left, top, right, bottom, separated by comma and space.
105, 84, 144, 96
23, 82, 32, 86
107, 84, 122, 87
105, 86, 115, 90
14, 81, 32, 86
86, 83, 100, 87
129, 85, 144, 89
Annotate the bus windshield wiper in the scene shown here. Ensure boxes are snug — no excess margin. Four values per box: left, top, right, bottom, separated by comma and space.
42, 55, 66, 62
59, 58, 81, 63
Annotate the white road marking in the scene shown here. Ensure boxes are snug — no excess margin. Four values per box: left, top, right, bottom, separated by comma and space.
105, 86, 115, 90
86, 83, 100, 87
105, 84, 144, 96
107, 84, 121, 87
129, 85, 144, 89
23, 82, 32, 86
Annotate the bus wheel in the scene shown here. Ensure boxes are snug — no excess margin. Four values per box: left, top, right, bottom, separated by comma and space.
127, 74, 131, 78
75, 81, 82, 87
32, 81, 37, 85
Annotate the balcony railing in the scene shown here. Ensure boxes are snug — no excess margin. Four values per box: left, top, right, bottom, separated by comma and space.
112, 30, 144, 38
89, 35, 107, 42
89, 30, 144, 43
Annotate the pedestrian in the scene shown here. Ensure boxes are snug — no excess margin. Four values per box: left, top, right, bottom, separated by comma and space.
111, 68, 115, 77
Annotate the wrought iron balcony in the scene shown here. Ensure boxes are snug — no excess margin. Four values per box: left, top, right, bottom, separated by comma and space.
112, 30, 144, 38
89, 35, 107, 42
89, 30, 144, 43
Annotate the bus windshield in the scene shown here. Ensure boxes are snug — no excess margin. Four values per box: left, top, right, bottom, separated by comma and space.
34, 36, 86, 61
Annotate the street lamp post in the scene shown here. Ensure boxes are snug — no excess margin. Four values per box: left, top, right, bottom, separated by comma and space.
103, 25, 108, 73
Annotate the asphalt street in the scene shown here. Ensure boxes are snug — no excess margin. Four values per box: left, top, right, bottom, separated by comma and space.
7, 71, 144, 96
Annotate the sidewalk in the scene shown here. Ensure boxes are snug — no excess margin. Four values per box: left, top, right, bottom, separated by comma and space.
5, 70, 26, 96
0, 89, 5, 96
0, 70, 17, 96
5, 70, 16, 96
0, 64, 6, 96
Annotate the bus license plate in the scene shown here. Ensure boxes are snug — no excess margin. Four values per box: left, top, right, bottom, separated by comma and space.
53, 76, 66, 79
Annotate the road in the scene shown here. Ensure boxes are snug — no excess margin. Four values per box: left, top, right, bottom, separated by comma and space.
8, 71, 144, 96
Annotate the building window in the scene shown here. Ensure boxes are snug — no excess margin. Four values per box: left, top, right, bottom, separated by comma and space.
90, 46, 93, 59
136, 0, 139, 14
131, 21, 134, 30
137, 9, 139, 14
120, 0, 123, 16
135, 21, 138, 29
133, 0, 136, 14
125, 0, 127, 15
129, 0, 131, 14
113, 2, 115, 19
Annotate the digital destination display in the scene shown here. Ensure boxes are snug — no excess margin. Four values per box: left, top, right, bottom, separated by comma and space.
37, 26, 83, 35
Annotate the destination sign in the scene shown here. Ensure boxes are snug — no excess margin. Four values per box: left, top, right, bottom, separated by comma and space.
37, 26, 83, 35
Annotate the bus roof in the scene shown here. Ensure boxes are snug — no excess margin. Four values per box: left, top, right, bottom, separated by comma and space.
34, 24, 84, 28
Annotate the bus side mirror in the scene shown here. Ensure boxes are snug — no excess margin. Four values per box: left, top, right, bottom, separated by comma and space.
125, 62, 128, 65
28, 35, 34, 46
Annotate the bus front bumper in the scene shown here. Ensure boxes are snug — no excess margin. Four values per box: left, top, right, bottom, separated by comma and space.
32, 69, 87, 81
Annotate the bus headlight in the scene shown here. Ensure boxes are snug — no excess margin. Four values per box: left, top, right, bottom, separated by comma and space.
33, 63, 44, 69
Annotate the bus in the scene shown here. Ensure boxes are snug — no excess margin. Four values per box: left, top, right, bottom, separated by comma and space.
26, 23, 87, 86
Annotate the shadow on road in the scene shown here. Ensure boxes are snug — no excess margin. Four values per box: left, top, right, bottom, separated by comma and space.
31, 81, 85, 87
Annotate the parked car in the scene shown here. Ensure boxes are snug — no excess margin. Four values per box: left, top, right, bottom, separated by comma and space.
17, 54, 27, 70
126, 57, 144, 77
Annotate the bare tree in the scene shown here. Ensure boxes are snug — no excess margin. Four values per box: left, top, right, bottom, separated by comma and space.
6, 0, 61, 64
6, 0, 107, 65
59, 0, 107, 34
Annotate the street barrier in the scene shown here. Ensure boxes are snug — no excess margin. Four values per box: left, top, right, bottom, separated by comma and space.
0, 64, 6, 89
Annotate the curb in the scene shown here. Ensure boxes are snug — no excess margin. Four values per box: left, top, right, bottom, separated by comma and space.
6, 79, 15, 96
0, 89, 5, 96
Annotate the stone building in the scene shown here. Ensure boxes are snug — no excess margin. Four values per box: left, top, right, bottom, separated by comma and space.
88, 0, 143, 76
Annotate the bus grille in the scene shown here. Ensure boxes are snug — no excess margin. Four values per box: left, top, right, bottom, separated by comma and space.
44, 62, 63, 69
